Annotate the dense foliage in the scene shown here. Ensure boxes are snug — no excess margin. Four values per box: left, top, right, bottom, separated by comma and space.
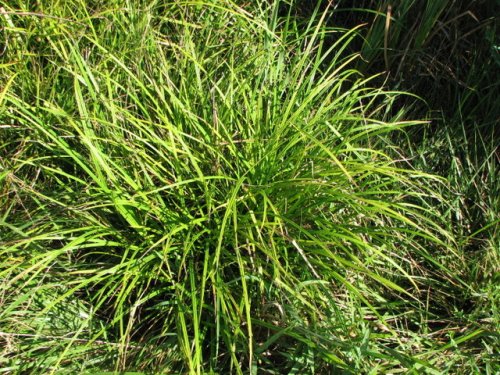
0, 1, 498, 373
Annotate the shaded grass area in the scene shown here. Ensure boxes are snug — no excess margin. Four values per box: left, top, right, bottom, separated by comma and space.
0, 1, 498, 373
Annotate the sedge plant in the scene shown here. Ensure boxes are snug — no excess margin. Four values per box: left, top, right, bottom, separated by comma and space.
0, 1, 478, 373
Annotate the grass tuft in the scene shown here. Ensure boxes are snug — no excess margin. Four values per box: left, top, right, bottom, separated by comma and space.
1, 1, 497, 373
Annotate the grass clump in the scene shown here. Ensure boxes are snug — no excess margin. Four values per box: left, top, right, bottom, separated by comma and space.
0, 1, 496, 373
